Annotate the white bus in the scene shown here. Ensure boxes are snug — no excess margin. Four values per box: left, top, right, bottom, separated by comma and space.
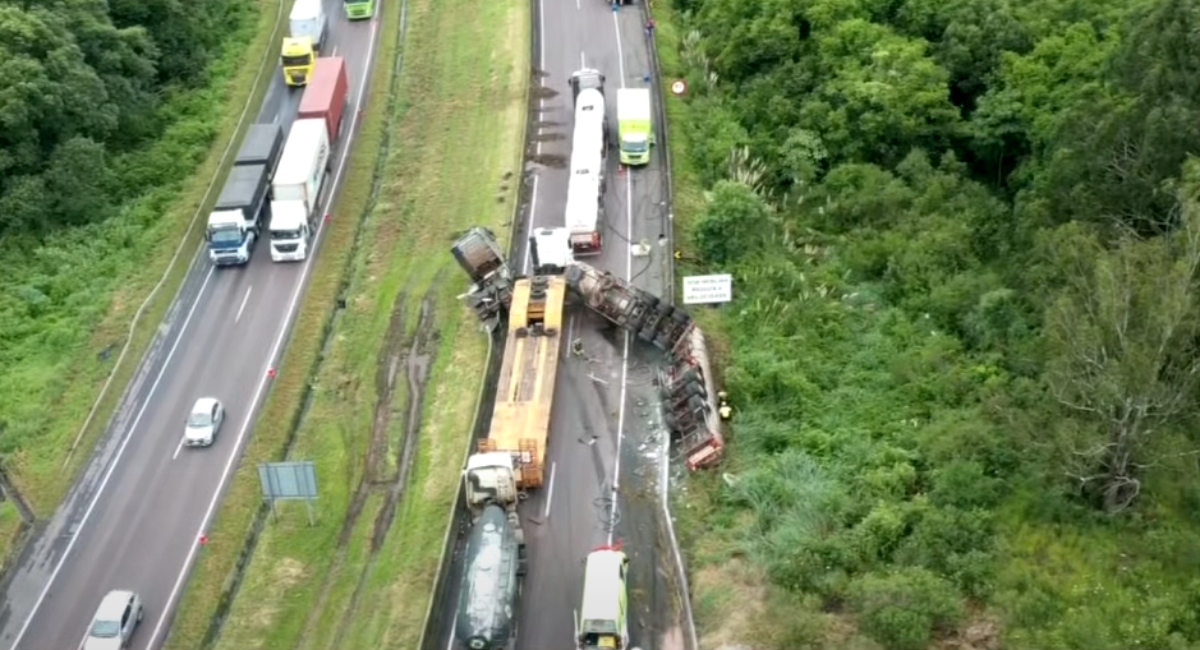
575, 547, 630, 650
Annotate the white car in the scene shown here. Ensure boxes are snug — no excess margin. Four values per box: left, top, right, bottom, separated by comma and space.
184, 397, 225, 447
84, 589, 143, 650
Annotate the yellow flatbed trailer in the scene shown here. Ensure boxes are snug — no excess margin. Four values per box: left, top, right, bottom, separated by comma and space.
477, 273, 566, 489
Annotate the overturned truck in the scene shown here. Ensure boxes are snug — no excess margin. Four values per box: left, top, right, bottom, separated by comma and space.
450, 226, 725, 470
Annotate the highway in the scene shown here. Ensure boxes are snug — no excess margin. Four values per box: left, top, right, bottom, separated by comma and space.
0, 2, 385, 649
435, 0, 679, 648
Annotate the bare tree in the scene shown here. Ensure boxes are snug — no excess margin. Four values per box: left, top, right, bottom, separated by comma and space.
1046, 166, 1200, 513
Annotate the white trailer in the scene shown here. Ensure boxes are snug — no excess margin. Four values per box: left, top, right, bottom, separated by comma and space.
566, 86, 607, 255
272, 119, 331, 218
289, 0, 328, 50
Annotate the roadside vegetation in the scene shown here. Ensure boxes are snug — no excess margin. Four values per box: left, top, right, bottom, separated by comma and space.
0, 0, 282, 558
654, 0, 1200, 648
164, 0, 529, 646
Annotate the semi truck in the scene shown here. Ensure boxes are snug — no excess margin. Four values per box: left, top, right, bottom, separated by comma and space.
206, 163, 270, 266
453, 452, 529, 650
616, 88, 652, 166
281, 0, 328, 87
235, 123, 284, 172
343, 0, 375, 19
565, 69, 608, 256
298, 57, 350, 142
268, 119, 331, 262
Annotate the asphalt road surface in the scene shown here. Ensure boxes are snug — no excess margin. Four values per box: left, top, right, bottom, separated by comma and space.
436, 0, 678, 649
0, 3, 386, 649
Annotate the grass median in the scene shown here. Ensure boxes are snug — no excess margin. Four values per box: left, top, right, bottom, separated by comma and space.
0, 0, 289, 564
163, 0, 530, 646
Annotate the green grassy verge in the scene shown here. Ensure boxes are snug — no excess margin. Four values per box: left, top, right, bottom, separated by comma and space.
163, 0, 529, 645
0, 0, 289, 565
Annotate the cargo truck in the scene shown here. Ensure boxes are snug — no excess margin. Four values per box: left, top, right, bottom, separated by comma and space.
343, 0, 375, 19
235, 123, 284, 173
268, 119, 331, 262
281, 0, 327, 87
616, 88, 652, 166
298, 57, 350, 142
565, 71, 607, 256
206, 163, 270, 266
453, 452, 529, 650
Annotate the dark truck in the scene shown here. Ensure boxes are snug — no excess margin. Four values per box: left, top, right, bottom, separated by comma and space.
206, 163, 271, 266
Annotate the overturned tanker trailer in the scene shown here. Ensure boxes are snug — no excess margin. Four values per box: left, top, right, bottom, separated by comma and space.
454, 501, 525, 650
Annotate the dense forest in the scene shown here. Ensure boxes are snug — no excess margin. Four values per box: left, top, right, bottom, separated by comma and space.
672, 0, 1200, 647
0, 0, 255, 483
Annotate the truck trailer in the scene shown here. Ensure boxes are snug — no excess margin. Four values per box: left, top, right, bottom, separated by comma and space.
453, 452, 529, 650
269, 119, 331, 262
298, 57, 350, 142
616, 88, 652, 166
565, 69, 607, 256
281, 0, 327, 86
206, 163, 270, 266
235, 123, 284, 172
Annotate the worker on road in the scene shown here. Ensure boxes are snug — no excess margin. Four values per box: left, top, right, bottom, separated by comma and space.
645, 18, 656, 38
718, 390, 732, 421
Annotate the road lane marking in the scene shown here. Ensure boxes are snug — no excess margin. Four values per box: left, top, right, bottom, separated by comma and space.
235, 285, 253, 322
581, 51, 586, 69
148, 9, 386, 648
544, 461, 557, 519
7, 265, 216, 650
606, 4, 632, 547
172, 438, 186, 460
521, 0, 548, 274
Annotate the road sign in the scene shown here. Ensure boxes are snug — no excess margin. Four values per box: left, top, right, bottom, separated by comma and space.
671, 79, 687, 96
682, 274, 733, 305
259, 461, 319, 524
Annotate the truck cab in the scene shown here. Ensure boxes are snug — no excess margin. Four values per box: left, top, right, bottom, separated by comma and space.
207, 210, 258, 266
281, 37, 316, 87
268, 200, 313, 262
343, 0, 375, 19
463, 451, 522, 509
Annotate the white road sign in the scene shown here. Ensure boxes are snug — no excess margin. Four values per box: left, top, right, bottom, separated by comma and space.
671, 79, 688, 96
682, 274, 733, 305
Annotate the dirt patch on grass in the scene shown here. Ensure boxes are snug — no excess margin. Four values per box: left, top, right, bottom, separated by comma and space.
301, 280, 444, 646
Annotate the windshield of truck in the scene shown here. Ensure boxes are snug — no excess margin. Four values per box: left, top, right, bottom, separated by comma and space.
622, 138, 649, 154
271, 228, 302, 240
282, 54, 313, 67
210, 228, 242, 245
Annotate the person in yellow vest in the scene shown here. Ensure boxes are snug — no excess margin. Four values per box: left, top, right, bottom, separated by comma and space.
717, 391, 732, 421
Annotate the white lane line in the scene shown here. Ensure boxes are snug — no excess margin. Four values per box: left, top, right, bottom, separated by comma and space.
567, 313, 576, 349
147, 10, 384, 648
606, 6, 632, 547
522, 0, 548, 274
172, 438, 185, 460
8, 265, 217, 650
581, 51, 586, 69
544, 461, 558, 519
235, 285, 253, 322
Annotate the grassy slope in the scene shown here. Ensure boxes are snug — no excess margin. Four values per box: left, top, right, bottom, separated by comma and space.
0, 0, 287, 564
164, 0, 529, 645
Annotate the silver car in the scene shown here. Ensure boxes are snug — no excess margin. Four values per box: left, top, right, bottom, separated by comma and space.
84, 589, 143, 650
184, 397, 225, 447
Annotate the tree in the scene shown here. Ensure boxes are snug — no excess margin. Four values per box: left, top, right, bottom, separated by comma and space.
1044, 162, 1200, 513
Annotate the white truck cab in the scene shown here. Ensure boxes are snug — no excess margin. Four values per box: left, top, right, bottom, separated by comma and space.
269, 200, 313, 262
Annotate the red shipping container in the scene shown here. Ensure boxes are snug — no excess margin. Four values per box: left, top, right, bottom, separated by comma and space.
298, 57, 350, 143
